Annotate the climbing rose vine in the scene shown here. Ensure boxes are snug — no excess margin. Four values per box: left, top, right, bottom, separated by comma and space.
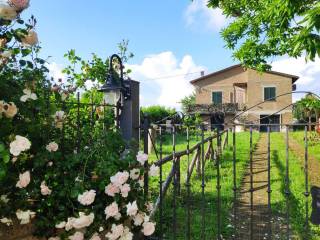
0, 1, 157, 239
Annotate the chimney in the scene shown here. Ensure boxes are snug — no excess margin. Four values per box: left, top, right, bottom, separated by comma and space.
200, 70, 205, 77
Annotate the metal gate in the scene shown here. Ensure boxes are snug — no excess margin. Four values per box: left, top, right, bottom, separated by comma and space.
143, 122, 320, 240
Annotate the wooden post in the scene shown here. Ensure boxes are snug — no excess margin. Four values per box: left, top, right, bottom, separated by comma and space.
176, 156, 181, 195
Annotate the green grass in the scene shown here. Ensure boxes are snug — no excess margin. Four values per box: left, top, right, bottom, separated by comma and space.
269, 133, 320, 239
148, 131, 260, 239
145, 131, 320, 239
290, 131, 320, 161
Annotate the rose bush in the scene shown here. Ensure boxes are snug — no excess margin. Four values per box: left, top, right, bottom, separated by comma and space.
0, 1, 157, 239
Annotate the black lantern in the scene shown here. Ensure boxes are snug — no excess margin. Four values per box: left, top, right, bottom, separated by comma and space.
99, 54, 130, 106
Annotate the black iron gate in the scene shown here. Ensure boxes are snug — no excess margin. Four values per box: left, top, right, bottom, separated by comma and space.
143, 122, 320, 240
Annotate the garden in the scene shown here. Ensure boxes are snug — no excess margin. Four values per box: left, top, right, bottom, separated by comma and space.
0, 1, 157, 240
1, 0, 320, 240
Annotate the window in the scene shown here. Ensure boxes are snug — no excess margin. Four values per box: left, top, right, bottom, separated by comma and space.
212, 91, 222, 104
230, 92, 234, 103
264, 87, 276, 101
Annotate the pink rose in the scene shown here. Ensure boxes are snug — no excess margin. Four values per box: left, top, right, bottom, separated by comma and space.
89, 233, 101, 240
104, 202, 119, 220
142, 222, 155, 236
77, 190, 96, 206
16, 171, 30, 188
105, 224, 124, 240
8, 0, 30, 10
105, 183, 120, 197
120, 183, 131, 198
110, 171, 129, 187
126, 201, 138, 217
46, 142, 59, 152
68, 231, 84, 240
130, 168, 140, 180
72, 212, 94, 229
136, 151, 148, 165
40, 181, 52, 195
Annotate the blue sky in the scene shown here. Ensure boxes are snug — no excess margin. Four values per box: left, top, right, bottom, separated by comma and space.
23, 0, 320, 108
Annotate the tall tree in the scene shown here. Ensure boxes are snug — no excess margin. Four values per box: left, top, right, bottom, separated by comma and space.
208, 0, 320, 71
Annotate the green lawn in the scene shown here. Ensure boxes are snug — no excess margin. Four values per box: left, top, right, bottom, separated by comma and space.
146, 131, 320, 239
148, 131, 260, 239
290, 131, 320, 161
269, 132, 320, 239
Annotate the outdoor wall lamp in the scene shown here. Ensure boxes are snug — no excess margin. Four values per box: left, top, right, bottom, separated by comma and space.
100, 54, 131, 106
99, 54, 131, 127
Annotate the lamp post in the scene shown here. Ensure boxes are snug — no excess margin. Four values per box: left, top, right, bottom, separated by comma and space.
99, 54, 140, 143
99, 54, 131, 127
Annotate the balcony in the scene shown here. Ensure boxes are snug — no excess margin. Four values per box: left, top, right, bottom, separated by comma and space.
187, 103, 247, 115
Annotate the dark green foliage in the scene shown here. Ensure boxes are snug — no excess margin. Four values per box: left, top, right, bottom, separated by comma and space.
208, 0, 320, 70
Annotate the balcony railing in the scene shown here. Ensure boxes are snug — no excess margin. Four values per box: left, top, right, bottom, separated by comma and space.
187, 103, 246, 114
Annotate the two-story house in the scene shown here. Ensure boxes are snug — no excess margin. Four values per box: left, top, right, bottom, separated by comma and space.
190, 64, 299, 131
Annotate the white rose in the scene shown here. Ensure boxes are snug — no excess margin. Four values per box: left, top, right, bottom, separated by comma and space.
142, 221, 156, 236
105, 224, 124, 240
0, 4, 17, 20
40, 181, 52, 196
90, 233, 101, 240
16, 171, 31, 188
130, 168, 140, 180
16, 209, 36, 224
55, 221, 66, 229
77, 190, 96, 206
20, 88, 37, 102
133, 212, 144, 226
72, 212, 94, 229
68, 231, 84, 240
119, 227, 133, 240
104, 202, 120, 220
110, 171, 129, 187
136, 151, 148, 165
21, 30, 38, 46
46, 142, 59, 152
10, 135, 31, 156
126, 201, 138, 217
0, 217, 13, 226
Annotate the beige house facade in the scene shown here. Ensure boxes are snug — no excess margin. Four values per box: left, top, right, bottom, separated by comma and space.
190, 65, 299, 131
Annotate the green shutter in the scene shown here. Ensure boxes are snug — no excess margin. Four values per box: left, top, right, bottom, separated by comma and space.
212, 92, 222, 104
264, 87, 276, 101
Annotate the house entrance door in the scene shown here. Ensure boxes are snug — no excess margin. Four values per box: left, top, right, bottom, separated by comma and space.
210, 113, 224, 131
260, 115, 280, 132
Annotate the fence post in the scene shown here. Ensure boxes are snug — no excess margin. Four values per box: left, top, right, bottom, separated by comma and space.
143, 116, 149, 199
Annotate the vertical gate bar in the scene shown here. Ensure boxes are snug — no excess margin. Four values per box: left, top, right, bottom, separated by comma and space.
267, 125, 272, 239
143, 117, 149, 199
217, 128, 222, 240
159, 126, 163, 240
233, 126, 237, 239
201, 124, 206, 240
186, 127, 191, 240
172, 125, 177, 240
249, 127, 253, 240
250, 127, 253, 211
304, 126, 309, 237
76, 92, 81, 153
285, 125, 290, 239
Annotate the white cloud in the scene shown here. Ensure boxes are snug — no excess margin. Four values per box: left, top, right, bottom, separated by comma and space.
184, 0, 228, 31
128, 52, 205, 109
271, 57, 320, 101
46, 62, 66, 81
